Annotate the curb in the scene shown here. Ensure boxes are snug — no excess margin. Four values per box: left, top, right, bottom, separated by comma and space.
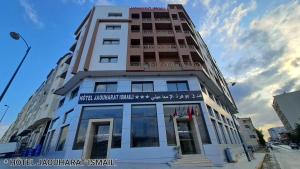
256, 153, 266, 169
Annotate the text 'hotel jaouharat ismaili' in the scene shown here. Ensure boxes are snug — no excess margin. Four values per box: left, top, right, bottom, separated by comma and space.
2, 4, 245, 166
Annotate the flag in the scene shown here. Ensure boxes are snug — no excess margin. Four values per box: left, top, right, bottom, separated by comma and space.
187, 107, 192, 121
173, 108, 177, 117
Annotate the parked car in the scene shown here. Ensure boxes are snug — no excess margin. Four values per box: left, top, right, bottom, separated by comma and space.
289, 143, 299, 149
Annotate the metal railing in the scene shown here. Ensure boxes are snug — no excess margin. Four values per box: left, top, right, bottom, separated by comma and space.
157, 44, 177, 49
130, 45, 141, 48
129, 61, 203, 71
142, 30, 153, 34
156, 30, 173, 34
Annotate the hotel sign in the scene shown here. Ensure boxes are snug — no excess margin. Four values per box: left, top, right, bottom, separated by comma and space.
78, 91, 203, 104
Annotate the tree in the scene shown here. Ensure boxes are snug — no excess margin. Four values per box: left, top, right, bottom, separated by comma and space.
255, 128, 266, 146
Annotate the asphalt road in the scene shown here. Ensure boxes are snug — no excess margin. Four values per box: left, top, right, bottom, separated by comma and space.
272, 144, 300, 169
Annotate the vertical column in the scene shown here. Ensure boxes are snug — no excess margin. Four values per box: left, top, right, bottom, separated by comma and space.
156, 103, 167, 147
121, 103, 131, 149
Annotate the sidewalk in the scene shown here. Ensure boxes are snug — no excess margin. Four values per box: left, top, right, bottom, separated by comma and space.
0, 153, 265, 169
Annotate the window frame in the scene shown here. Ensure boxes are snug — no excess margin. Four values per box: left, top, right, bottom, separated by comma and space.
103, 39, 120, 45
70, 87, 79, 100
99, 55, 118, 63
166, 81, 189, 91
56, 124, 70, 151
106, 25, 121, 30
94, 82, 118, 93
131, 81, 154, 92
108, 12, 122, 17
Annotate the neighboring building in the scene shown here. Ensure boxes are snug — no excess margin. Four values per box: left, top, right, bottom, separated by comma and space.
273, 90, 300, 131
268, 127, 287, 142
0, 53, 72, 153
237, 117, 259, 150
41, 4, 243, 166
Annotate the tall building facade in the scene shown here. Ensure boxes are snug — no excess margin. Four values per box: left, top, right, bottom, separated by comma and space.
273, 90, 300, 131
237, 117, 259, 150
41, 4, 243, 166
0, 53, 72, 153
268, 127, 287, 142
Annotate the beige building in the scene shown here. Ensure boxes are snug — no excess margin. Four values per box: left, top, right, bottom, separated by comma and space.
0, 53, 72, 152
237, 117, 259, 150
273, 90, 300, 131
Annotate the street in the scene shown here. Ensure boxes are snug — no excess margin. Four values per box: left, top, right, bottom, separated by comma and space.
272, 145, 300, 169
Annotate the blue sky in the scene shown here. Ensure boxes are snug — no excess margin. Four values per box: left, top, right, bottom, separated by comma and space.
0, 0, 299, 138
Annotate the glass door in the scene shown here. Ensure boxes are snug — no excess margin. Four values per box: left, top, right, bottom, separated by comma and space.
90, 123, 110, 159
177, 120, 196, 154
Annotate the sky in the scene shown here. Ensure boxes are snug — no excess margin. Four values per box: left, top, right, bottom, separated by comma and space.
0, 0, 299, 139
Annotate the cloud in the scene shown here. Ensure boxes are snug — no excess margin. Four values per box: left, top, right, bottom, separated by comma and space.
95, 0, 113, 5
199, 0, 300, 139
19, 0, 44, 28
159, 0, 189, 5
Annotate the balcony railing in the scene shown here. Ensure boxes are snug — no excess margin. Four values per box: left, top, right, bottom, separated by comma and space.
130, 45, 141, 48
129, 61, 203, 71
155, 18, 171, 21
156, 30, 173, 34
143, 44, 155, 49
142, 30, 153, 34
157, 44, 177, 49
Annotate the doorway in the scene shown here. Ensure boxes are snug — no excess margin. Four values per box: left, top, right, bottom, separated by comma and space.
177, 120, 197, 154
83, 119, 113, 159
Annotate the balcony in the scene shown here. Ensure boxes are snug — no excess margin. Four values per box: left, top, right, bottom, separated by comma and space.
128, 61, 204, 71
156, 30, 173, 34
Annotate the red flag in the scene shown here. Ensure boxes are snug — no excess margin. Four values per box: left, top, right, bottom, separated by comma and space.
173, 108, 177, 117
187, 107, 192, 121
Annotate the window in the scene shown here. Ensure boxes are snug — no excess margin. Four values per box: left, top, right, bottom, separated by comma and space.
103, 39, 120, 45
70, 87, 79, 99
207, 105, 214, 117
131, 13, 140, 19
56, 125, 69, 151
218, 123, 228, 144
131, 105, 159, 147
100, 55, 118, 63
245, 125, 250, 128
221, 115, 226, 123
171, 14, 178, 20
44, 130, 55, 153
250, 135, 256, 138
131, 25, 140, 32
207, 91, 215, 101
73, 106, 123, 149
63, 109, 73, 124
230, 128, 237, 144
94, 82, 117, 93
106, 25, 121, 30
225, 126, 233, 144
167, 81, 189, 91
211, 119, 221, 144
50, 118, 59, 129
108, 12, 122, 17
200, 84, 207, 94
131, 82, 154, 92
58, 98, 65, 108
214, 110, 221, 120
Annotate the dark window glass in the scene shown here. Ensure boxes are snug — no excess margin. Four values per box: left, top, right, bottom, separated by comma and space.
45, 130, 55, 153
58, 98, 65, 108
230, 128, 237, 144
103, 39, 120, 45
211, 119, 221, 144
63, 109, 73, 124
56, 125, 69, 151
106, 25, 121, 30
131, 105, 159, 147
245, 125, 250, 128
221, 115, 226, 123
163, 105, 177, 146
206, 105, 214, 117
200, 84, 207, 94
50, 118, 59, 129
225, 126, 233, 144
218, 122, 227, 144
73, 106, 123, 149
108, 12, 122, 17
131, 81, 154, 92
131, 13, 140, 19
70, 87, 79, 99
94, 82, 117, 93
100, 56, 118, 63
167, 81, 189, 91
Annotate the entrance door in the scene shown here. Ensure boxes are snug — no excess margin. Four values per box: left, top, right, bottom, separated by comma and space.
90, 123, 110, 159
177, 120, 197, 154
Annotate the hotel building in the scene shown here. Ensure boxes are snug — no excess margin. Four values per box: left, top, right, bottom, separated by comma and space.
37, 4, 243, 166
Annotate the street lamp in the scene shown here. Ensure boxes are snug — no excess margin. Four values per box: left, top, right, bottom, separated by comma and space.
0, 105, 9, 123
224, 81, 252, 162
0, 32, 31, 102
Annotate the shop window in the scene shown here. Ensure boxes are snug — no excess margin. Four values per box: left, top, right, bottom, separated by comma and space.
131, 81, 154, 92
56, 125, 69, 151
73, 106, 123, 149
131, 105, 159, 147
167, 81, 189, 91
